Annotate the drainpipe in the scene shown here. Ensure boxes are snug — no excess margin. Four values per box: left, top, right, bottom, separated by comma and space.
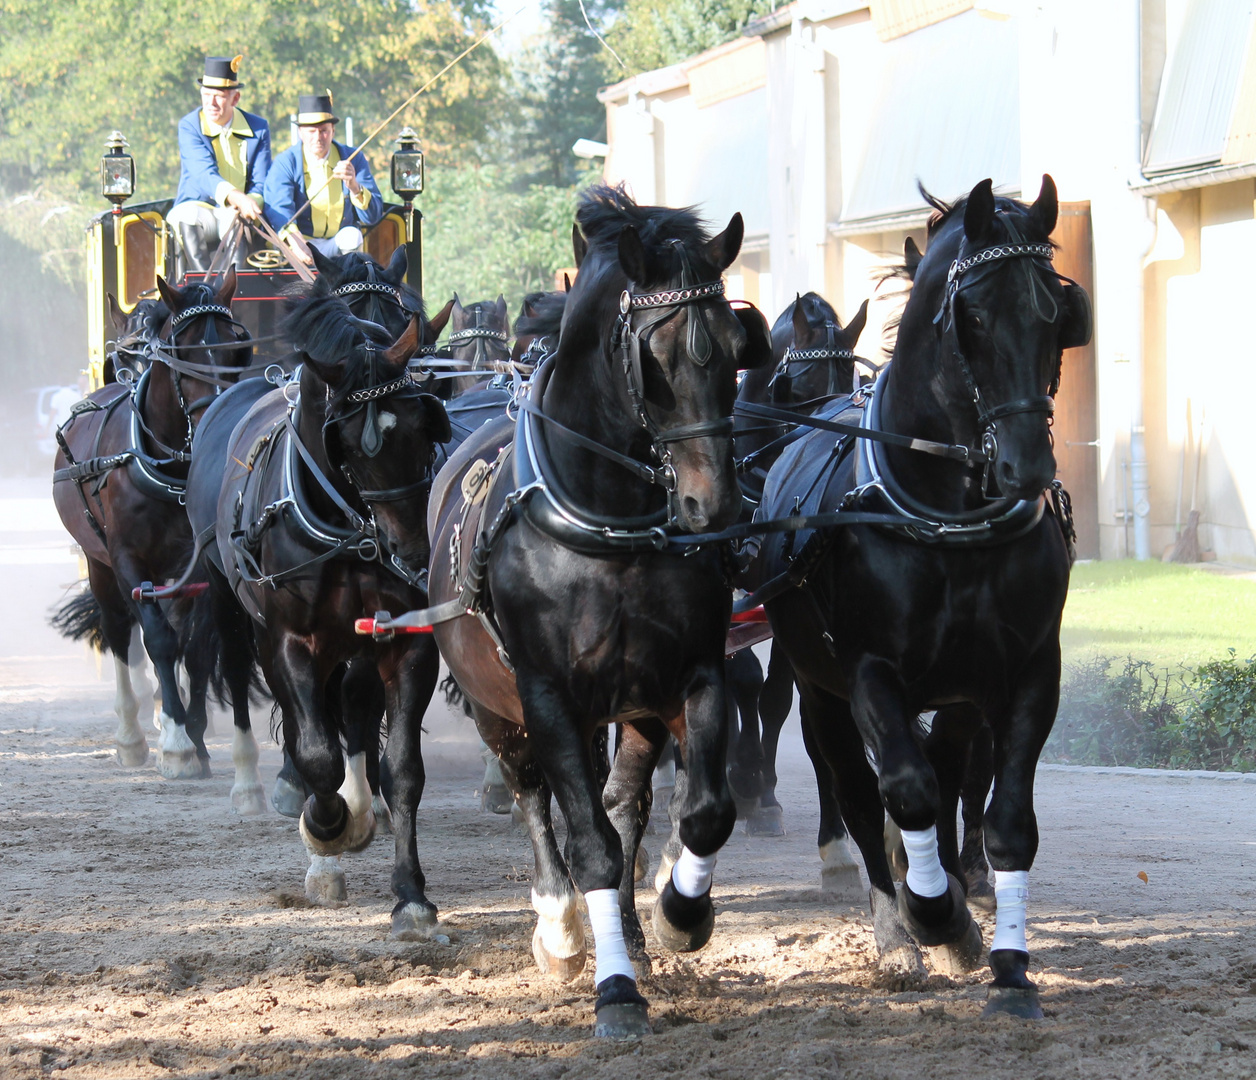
1130, 1, 1153, 560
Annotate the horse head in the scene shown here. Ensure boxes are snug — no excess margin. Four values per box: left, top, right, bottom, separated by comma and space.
309, 246, 419, 342
449, 293, 511, 373
564, 185, 772, 533
288, 294, 450, 572
904, 175, 1091, 501
768, 293, 868, 404
512, 289, 568, 366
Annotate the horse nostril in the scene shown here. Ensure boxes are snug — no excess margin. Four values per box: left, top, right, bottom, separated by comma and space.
682, 496, 708, 530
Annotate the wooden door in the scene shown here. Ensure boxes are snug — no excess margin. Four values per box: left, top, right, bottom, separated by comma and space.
1050, 202, 1099, 559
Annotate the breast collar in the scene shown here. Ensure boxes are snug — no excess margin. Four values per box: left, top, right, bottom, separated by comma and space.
126, 367, 190, 503
849, 373, 1044, 546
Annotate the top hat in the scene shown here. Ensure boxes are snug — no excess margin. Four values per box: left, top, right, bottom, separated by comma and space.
198, 55, 244, 90
296, 93, 339, 126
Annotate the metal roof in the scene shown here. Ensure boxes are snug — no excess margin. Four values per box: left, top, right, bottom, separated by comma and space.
838, 9, 1020, 229
1143, 0, 1256, 176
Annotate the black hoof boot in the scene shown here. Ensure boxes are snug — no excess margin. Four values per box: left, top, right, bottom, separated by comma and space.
983, 949, 1042, 1019
594, 974, 651, 1038
651, 879, 715, 953
897, 873, 977, 948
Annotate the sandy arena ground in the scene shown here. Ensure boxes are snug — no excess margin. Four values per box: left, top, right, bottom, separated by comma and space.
5, 478, 1256, 1078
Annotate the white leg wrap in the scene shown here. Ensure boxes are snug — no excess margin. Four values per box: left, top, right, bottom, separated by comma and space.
991, 870, 1030, 953
586, 888, 636, 986
671, 847, 717, 899
901, 825, 948, 898
338, 752, 371, 819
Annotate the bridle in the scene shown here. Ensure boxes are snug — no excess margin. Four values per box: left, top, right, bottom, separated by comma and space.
448, 303, 510, 371
612, 242, 736, 517
933, 228, 1066, 467
768, 319, 856, 402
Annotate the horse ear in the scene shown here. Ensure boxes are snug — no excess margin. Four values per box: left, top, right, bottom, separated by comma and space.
418, 393, 452, 445
309, 244, 339, 283
106, 293, 128, 332
572, 223, 587, 269
156, 275, 180, 312
385, 316, 421, 366
705, 212, 744, 273
963, 179, 995, 245
385, 245, 408, 284
791, 294, 808, 343
214, 264, 237, 307
563, 272, 572, 292
618, 225, 650, 284
427, 297, 454, 341
843, 299, 869, 348
1030, 173, 1059, 238
904, 236, 923, 278
734, 304, 774, 369
496, 294, 508, 324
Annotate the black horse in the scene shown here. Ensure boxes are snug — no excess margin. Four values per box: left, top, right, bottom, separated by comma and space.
725, 293, 868, 852
756, 176, 1090, 1015
51, 271, 252, 777
415, 185, 771, 1036
185, 247, 438, 819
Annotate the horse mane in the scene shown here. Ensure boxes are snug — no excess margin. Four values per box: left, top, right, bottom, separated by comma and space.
515, 290, 568, 340
284, 292, 403, 408
130, 297, 170, 339
575, 184, 713, 269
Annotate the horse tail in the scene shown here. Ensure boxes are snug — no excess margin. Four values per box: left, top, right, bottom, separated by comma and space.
440, 672, 472, 717
180, 586, 224, 703
48, 587, 105, 652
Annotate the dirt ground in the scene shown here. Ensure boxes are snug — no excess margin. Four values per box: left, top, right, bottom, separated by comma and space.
6, 479, 1256, 1079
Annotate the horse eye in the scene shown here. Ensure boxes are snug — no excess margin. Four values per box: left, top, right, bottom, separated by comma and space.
967, 312, 984, 332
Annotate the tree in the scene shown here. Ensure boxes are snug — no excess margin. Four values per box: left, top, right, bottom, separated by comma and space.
605, 0, 780, 75
0, 0, 505, 204
512, 0, 622, 187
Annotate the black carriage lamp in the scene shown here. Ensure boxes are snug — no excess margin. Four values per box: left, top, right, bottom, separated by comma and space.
390, 127, 424, 242
100, 131, 135, 243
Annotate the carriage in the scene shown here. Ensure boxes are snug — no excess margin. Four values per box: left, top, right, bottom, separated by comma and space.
86, 129, 427, 388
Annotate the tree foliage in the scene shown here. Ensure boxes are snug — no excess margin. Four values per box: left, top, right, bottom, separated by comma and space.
0, 0, 503, 203
605, 0, 780, 75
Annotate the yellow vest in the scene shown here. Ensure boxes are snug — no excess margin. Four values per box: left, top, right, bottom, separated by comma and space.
199, 109, 253, 194
304, 144, 343, 239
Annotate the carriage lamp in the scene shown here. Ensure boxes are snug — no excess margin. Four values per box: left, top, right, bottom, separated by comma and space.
100, 131, 135, 245
390, 127, 424, 242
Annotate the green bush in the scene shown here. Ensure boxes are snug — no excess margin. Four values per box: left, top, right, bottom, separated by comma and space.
1045, 652, 1256, 772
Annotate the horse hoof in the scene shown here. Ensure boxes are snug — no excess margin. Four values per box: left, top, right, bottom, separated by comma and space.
481, 783, 513, 815
651, 881, 714, 953
745, 805, 786, 837
305, 855, 347, 906
878, 944, 927, 980
982, 986, 1043, 1020
820, 863, 864, 902
272, 775, 306, 818
897, 874, 977, 948
230, 783, 267, 816
157, 748, 203, 780
116, 737, 150, 768
634, 844, 649, 884
731, 791, 760, 822
372, 795, 393, 835
926, 917, 985, 975
594, 975, 651, 1039
390, 901, 439, 941
965, 871, 997, 913
532, 925, 587, 981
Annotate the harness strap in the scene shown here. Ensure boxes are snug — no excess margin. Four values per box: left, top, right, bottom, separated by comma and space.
516, 398, 670, 487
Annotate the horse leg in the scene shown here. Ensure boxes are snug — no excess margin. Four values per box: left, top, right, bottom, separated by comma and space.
604, 717, 668, 972
207, 567, 266, 815
961, 723, 996, 909
131, 593, 205, 780
85, 560, 148, 766
337, 659, 382, 852
479, 738, 513, 814
750, 644, 791, 838
980, 645, 1060, 1020
514, 668, 649, 1038
378, 641, 440, 939
476, 708, 586, 979
851, 658, 982, 974
652, 671, 737, 956
725, 650, 766, 824
796, 680, 925, 978
799, 702, 861, 901
347, 691, 389, 834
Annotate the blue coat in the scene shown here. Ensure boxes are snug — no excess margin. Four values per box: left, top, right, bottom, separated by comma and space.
262, 142, 384, 237
173, 108, 272, 207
